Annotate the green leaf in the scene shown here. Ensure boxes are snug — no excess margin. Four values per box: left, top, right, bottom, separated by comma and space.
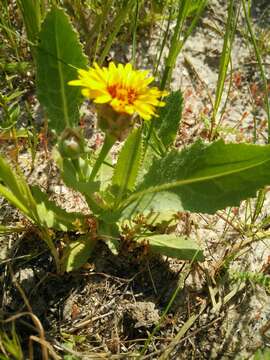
120, 140, 270, 217
112, 127, 144, 201
155, 90, 183, 148
0, 184, 30, 220
53, 148, 98, 193
0, 224, 26, 234
0, 155, 38, 220
36, 7, 88, 133
62, 234, 96, 272
0, 156, 85, 232
98, 157, 114, 192
53, 150, 103, 214
253, 348, 270, 360
55, 155, 99, 196
16, 0, 42, 45
98, 221, 120, 255
31, 186, 85, 231
145, 211, 179, 228
136, 234, 203, 261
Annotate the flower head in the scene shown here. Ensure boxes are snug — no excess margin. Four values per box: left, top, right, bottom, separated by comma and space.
68, 62, 168, 121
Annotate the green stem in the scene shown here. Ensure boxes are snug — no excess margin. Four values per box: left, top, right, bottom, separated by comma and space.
160, 0, 207, 90
39, 229, 60, 273
241, 0, 270, 143
154, 3, 173, 77
89, 134, 116, 181
70, 159, 106, 214
98, 0, 135, 65
209, 0, 237, 140
71, 158, 84, 180
131, 0, 139, 66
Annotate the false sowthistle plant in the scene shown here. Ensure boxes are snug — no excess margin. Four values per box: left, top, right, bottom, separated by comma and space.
2, 6, 270, 274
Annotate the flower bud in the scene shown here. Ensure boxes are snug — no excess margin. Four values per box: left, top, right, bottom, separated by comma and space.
96, 104, 135, 141
58, 128, 85, 159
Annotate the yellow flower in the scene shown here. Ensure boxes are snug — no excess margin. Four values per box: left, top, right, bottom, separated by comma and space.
68, 62, 168, 121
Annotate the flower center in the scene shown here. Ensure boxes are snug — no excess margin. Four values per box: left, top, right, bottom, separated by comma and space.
108, 84, 137, 104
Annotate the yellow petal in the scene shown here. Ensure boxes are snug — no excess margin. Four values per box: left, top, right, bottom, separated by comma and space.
94, 94, 112, 103
68, 79, 84, 86
68, 61, 169, 121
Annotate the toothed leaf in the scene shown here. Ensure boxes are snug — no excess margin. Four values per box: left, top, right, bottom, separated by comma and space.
120, 140, 270, 217
155, 90, 183, 148
36, 7, 88, 133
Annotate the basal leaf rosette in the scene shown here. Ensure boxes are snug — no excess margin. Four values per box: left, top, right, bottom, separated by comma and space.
68, 62, 168, 140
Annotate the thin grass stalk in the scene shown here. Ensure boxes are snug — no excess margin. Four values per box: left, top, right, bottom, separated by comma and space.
11, 127, 19, 167
154, 2, 173, 76
251, 188, 266, 225
0, 0, 20, 61
211, 13, 238, 132
158, 303, 206, 359
244, 198, 252, 225
0, 22, 34, 50
98, 0, 136, 65
87, 0, 113, 45
209, 0, 238, 139
220, 207, 234, 238
180, 0, 208, 49
16, 0, 41, 45
140, 263, 187, 356
241, 0, 270, 227
90, 0, 113, 62
160, 0, 190, 89
38, 229, 60, 274
215, 57, 234, 135
132, 0, 139, 66
183, 55, 214, 110
93, 28, 102, 63
160, 0, 207, 90
249, 90, 259, 143
140, 254, 202, 356
63, 1, 86, 34
2, 312, 49, 360
147, 0, 199, 160
241, 0, 270, 143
